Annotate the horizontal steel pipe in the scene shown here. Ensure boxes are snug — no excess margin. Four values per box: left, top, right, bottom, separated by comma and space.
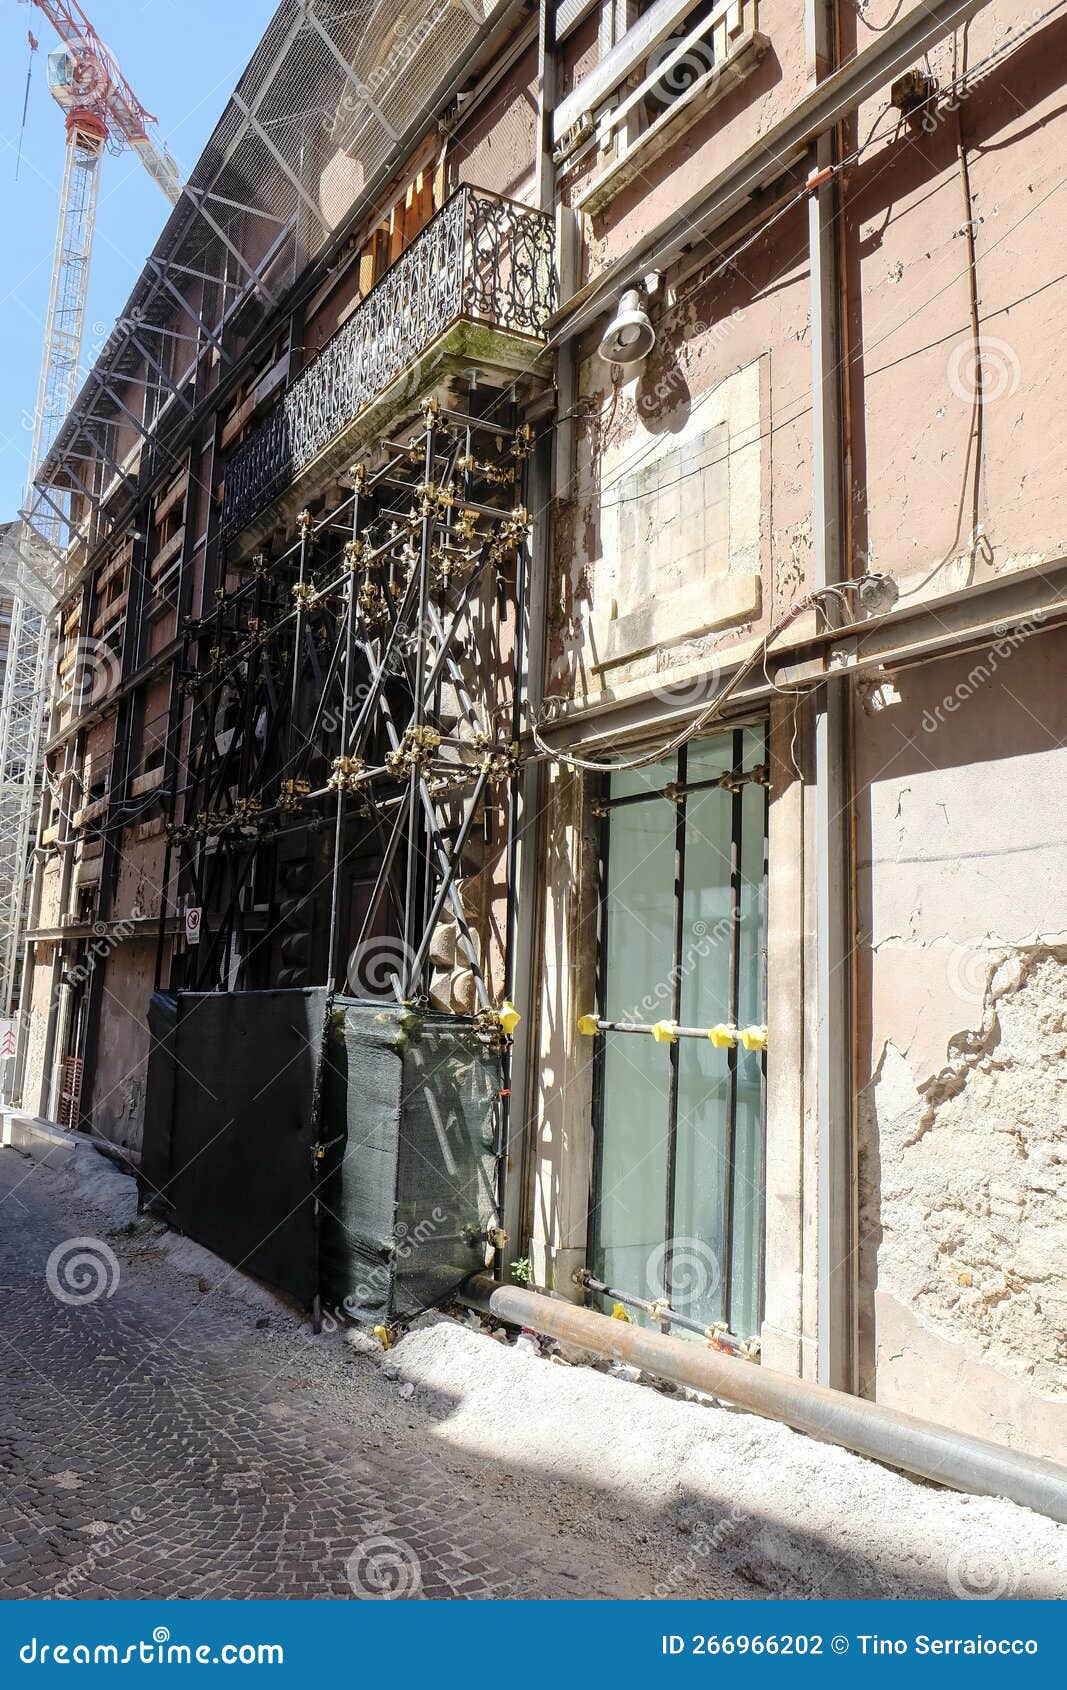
462, 1278, 1067, 1525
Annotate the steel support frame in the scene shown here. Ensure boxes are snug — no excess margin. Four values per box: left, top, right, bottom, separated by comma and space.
161, 396, 532, 1050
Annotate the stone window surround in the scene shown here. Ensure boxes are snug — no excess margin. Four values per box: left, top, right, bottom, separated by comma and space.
554, 0, 767, 214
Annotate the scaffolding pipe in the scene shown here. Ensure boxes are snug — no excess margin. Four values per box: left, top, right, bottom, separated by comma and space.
461, 1278, 1067, 1526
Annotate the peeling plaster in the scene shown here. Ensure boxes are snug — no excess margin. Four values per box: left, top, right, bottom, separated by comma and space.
860, 945, 1067, 1404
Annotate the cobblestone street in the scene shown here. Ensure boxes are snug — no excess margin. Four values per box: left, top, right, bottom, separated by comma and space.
0, 1145, 750, 1602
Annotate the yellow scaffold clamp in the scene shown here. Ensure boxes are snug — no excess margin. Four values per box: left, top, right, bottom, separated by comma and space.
577, 1012, 601, 1037
708, 1023, 738, 1048
651, 1020, 678, 1044
739, 1024, 768, 1051
476, 1002, 521, 1048
498, 1000, 522, 1037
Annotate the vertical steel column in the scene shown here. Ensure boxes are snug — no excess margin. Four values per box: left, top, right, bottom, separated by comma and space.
807, 0, 856, 1392
511, 0, 563, 1264
719, 729, 745, 1327
756, 735, 770, 1326
36, 737, 79, 1118
661, 744, 688, 1317
508, 425, 553, 1266
327, 493, 361, 990
76, 521, 149, 1124
583, 776, 612, 1292
401, 420, 435, 996
287, 514, 312, 774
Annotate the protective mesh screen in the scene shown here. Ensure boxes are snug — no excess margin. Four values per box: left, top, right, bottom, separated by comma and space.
142, 989, 500, 1319
318, 999, 501, 1321
45, 0, 504, 498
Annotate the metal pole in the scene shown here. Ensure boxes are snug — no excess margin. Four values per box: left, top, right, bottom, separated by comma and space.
401, 420, 435, 996
662, 743, 687, 1317
406, 768, 491, 996
326, 494, 361, 990
720, 727, 744, 1326
463, 1278, 1067, 1526
286, 516, 310, 773
807, 0, 855, 1394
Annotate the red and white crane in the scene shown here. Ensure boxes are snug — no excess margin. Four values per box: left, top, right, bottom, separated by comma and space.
24, 0, 182, 485
0, 0, 181, 1063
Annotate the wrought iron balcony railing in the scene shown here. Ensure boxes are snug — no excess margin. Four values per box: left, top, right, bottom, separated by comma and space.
222, 186, 556, 541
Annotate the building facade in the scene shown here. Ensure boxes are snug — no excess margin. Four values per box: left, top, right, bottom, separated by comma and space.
13, 0, 1067, 1459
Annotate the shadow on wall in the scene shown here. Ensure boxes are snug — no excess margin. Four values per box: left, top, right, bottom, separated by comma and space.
852, 633, 1067, 1462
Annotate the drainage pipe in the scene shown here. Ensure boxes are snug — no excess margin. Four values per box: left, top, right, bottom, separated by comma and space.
462, 1277, 1067, 1525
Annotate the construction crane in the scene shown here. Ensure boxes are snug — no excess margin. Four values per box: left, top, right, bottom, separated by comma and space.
0, 0, 181, 1089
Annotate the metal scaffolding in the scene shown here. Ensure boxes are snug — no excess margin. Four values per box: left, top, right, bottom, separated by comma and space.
0, 113, 106, 1031
161, 391, 534, 1028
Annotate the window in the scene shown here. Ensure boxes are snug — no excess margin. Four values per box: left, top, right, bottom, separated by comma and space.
589, 723, 768, 1343
554, 0, 768, 214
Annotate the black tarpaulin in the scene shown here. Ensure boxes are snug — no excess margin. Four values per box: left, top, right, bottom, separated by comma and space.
142, 987, 326, 1304
142, 990, 501, 1316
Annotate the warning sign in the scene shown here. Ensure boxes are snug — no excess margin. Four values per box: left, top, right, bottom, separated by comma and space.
0, 1018, 15, 1060
185, 907, 202, 947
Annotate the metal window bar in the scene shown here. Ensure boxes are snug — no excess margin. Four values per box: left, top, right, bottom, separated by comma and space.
588, 725, 769, 1341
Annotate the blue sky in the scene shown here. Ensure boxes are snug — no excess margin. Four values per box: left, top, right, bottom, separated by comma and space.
0, 0, 275, 520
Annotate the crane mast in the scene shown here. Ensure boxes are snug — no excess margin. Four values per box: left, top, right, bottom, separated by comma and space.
0, 0, 180, 1086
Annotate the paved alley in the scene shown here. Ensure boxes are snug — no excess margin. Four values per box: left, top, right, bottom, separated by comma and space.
0, 1145, 746, 1601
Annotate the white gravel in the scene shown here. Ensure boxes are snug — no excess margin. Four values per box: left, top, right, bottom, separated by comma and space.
387, 1319, 1067, 1599
26, 1137, 1067, 1601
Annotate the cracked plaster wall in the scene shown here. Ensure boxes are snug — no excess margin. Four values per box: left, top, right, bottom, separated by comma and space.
855, 633, 1067, 1460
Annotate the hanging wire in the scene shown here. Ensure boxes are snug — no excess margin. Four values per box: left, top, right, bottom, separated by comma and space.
530, 579, 893, 775
15, 31, 38, 185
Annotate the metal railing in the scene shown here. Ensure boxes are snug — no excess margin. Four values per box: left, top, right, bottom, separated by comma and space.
222, 186, 556, 540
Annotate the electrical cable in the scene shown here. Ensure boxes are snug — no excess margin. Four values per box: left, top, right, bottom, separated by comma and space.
530, 579, 891, 774
846, 0, 908, 33
15, 31, 38, 184
53, 0, 1067, 860
897, 22, 992, 601
928, 0, 1067, 110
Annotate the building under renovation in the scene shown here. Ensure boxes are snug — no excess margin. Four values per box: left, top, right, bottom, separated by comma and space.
10, 0, 1067, 1458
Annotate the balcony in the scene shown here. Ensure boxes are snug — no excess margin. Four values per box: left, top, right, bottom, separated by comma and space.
221, 186, 556, 544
